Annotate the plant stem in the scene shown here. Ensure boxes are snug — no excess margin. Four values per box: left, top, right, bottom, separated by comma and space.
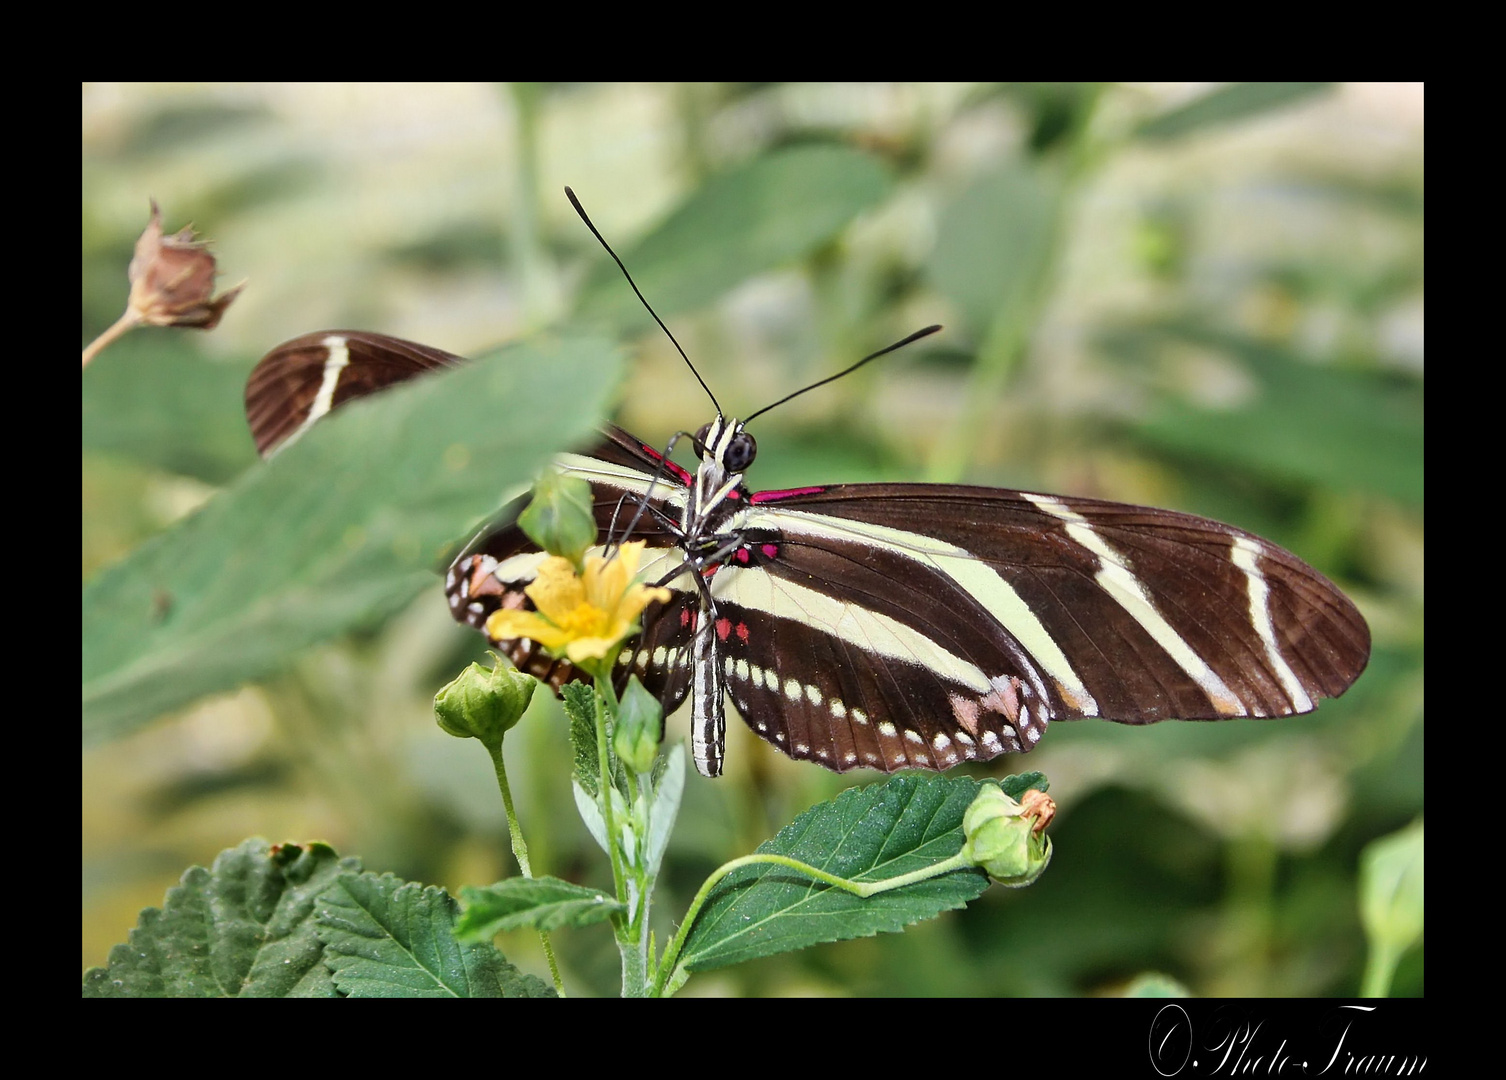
1361, 940, 1401, 998
593, 683, 627, 906
1222, 831, 1277, 996
591, 677, 650, 997
507, 81, 555, 329
654, 850, 975, 996
81, 309, 140, 368
622, 766, 654, 994
487, 739, 564, 997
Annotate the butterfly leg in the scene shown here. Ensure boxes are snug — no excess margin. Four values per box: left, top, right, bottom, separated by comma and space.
604, 430, 696, 556
605, 491, 685, 558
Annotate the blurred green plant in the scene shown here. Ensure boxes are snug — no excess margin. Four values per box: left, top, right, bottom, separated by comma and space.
86, 481, 1056, 997
82, 81, 1422, 997
1358, 818, 1424, 997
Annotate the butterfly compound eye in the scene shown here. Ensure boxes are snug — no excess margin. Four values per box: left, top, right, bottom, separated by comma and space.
725, 432, 757, 472
694, 423, 713, 452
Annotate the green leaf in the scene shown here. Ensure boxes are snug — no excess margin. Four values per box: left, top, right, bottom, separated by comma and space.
574, 779, 609, 857
1360, 819, 1424, 945
81, 332, 259, 484
1358, 818, 1424, 996
317, 873, 554, 998
82, 334, 621, 742
999, 771, 1049, 800
563, 681, 600, 795
1122, 323, 1424, 504
927, 161, 1062, 336
677, 774, 992, 973
1137, 83, 1334, 141
577, 143, 892, 327
456, 877, 624, 939
82, 839, 356, 998
644, 744, 686, 880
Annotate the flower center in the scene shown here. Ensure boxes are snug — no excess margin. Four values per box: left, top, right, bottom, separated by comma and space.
554, 601, 612, 638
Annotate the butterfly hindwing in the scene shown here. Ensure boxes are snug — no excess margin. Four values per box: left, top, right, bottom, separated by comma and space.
445, 426, 700, 713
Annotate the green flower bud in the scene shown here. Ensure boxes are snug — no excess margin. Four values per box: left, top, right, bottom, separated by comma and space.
434, 659, 536, 748
613, 676, 663, 775
961, 784, 1054, 888
517, 470, 597, 566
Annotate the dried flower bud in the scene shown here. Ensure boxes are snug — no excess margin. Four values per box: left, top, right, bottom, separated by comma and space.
126, 199, 244, 329
1018, 787, 1056, 834
961, 783, 1054, 888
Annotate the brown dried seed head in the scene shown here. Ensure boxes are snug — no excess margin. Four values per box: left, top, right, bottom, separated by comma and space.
126, 199, 244, 329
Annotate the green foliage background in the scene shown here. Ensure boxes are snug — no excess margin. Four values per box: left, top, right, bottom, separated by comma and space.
82, 83, 1423, 996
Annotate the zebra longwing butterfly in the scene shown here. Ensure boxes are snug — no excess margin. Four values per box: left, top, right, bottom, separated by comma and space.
244, 191, 1369, 779
245, 327, 1369, 778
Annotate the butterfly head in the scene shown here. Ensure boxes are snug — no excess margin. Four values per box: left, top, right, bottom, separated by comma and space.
695, 415, 758, 475
686, 415, 757, 525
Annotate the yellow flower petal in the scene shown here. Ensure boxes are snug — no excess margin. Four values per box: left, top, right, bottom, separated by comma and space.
485, 609, 571, 650
566, 636, 619, 663
484, 541, 672, 663
524, 556, 586, 619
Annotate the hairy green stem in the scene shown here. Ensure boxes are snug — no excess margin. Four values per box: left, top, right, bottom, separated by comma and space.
488, 740, 564, 996
590, 675, 650, 996
592, 685, 626, 905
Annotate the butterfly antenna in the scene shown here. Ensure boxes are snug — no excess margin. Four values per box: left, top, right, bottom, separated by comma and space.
742, 324, 942, 425
566, 187, 721, 417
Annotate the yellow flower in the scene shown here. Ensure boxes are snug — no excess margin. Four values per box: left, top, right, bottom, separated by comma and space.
485, 541, 672, 665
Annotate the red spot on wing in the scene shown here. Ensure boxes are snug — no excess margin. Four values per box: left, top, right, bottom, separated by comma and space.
636, 443, 693, 485
751, 486, 826, 504
761, 543, 779, 559
716, 617, 732, 641
736, 621, 749, 642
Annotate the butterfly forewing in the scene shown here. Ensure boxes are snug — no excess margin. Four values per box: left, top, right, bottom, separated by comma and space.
731, 485, 1369, 750
244, 330, 464, 457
